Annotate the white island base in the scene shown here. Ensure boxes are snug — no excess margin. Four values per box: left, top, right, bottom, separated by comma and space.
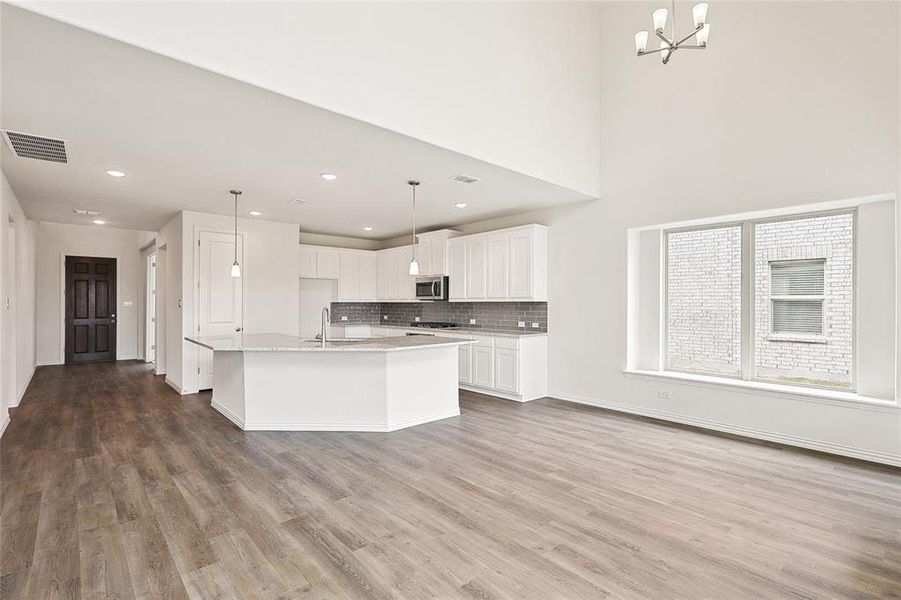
190, 334, 468, 432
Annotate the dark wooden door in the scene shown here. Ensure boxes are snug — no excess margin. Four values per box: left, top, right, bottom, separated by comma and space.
65, 256, 117, 363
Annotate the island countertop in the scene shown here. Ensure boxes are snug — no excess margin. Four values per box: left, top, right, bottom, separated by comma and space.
185, 333, 475, 352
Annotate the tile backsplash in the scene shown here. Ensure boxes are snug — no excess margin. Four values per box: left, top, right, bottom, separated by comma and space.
331, 302, 548, 333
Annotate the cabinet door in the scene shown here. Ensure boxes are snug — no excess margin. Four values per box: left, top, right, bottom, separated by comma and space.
448, 241, 466, 299
316, 249, 340, 279
472, 346, 494, 388
387, 250, 400, 300
398, 247, 415, 300
458, 343, 472, 384
337, 252, 358, 300
358, 252, 377, 300
299, 246, 317, 278
494, 348, 519, 393
431, 238, 447, 276
509, 230, 533, 299
417, 239, 432, 277
486, 235, 509, 299
466, 239, 487, 299
377, 252, 389, 300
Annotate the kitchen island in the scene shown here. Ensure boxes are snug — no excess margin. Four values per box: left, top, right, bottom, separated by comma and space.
185, 333, 474, 432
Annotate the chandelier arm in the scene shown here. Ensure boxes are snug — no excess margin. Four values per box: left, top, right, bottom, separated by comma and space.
673, 24, 704, 48
638, 46, 671, 56
677, 44, 707, 50
654, 30, 674, 46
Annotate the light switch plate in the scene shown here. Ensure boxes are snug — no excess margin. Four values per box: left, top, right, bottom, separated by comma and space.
123, 301, 134, 308
414, 317, 421, 322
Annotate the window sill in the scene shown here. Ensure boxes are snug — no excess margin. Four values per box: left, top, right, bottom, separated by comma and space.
622, 369, 897, 411
766, 333, 827, 344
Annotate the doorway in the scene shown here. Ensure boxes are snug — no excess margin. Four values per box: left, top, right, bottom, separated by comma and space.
65, 256, 117, 363
195, 230, 243, 390
145, 251, 157, 363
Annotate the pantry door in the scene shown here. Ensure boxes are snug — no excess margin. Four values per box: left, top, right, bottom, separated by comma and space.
196, 230, 244, 390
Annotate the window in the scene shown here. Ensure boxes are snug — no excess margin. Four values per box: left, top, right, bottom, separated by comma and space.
665, 225, 742, 377
664, 211, 855, 390
769, 260, 825, 336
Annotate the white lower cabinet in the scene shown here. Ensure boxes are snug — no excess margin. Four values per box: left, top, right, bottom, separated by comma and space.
472, 345, 494, 388
459, 334, 547, 402
458, 343, 472, 384
493, 348, 519, 393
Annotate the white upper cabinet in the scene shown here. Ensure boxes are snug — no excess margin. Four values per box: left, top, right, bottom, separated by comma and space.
337, 251, 358, 300
358, 252, 378, 300
446, 224, 547, 302
415, 229, 458, 276
448, 241, 466, 300
298, 245, 341, 280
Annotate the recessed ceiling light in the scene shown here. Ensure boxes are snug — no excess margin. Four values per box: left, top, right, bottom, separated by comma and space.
288, 198, 308, 205
105, 170, 126, 178
248, 210, 262, 216
362, 226, 373, 232
455, 203, 468, 209
73, 208, 102, 216
92, 219, 107, 225
320, 173, 337, 181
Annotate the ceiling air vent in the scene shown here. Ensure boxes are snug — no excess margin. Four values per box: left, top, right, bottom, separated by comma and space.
2, 130, 68, 163
451, 174, 480, 184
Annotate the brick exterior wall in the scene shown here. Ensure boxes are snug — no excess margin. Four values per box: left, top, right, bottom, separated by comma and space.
666, 226, 743, 376
754, 213, 853, 387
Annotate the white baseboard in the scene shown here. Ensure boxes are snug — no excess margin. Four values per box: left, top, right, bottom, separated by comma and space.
164, 377, 184, 395
13, 365, 36, 408
211, 400, 245, 428
459, 384, 528, 402
0, 413, 9, 438
550, 391, 901, 468
211, 401, 460, 433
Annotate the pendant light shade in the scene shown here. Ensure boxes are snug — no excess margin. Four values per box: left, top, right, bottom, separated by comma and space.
407, 180, 420, 276
229, 189, 242, 278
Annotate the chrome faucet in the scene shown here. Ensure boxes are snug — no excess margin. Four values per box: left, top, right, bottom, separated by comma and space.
320, 307, 330, 347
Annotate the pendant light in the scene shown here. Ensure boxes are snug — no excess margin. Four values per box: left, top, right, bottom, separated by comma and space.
407, 180, 420, 276
229, 189, 242, 278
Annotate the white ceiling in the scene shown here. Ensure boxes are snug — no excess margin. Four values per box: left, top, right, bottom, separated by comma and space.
0, 6, 594, 238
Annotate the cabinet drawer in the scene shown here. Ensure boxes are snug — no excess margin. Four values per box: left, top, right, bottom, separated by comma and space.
494, 336, 519, 350
468, 334, 494, 348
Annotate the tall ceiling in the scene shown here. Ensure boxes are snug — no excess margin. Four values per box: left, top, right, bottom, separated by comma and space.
0, 5, 594, 238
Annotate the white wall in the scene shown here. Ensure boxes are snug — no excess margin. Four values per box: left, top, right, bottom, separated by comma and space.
34, 222, 154, 365
15, 1, 603, 197
0, 169, 36, 435
448, 2, 901, 465
162, 212, 299, 394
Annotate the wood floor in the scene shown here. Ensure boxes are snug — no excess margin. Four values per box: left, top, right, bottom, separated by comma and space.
1, 362, 899, 599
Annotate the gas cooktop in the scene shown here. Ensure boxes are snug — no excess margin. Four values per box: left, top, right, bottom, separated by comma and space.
409, 321, 459, 329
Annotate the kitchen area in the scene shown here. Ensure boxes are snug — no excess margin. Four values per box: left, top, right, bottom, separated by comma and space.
187, 220, 548, 432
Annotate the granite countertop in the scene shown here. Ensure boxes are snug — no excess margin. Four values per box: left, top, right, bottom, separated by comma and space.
185, 333, 474, 352
334, 323, 548, 338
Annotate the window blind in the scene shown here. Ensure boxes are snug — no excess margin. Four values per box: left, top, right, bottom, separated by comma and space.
770, 259, 825, 335
771, 260, 824, 295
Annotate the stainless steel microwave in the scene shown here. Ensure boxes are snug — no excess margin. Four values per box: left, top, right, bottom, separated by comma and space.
415, 276, 449, 301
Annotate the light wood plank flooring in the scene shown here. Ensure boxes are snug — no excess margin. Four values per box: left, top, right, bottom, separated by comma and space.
1, 361, 899, 599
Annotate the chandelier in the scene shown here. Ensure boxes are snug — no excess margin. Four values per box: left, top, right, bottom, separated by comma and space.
634, 1, 710, 65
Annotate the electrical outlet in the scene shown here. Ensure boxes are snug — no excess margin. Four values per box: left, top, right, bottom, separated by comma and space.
518, 321, 526, 328
657, 390, 671, 400
414, 317, 421, 322
469, 319, 476, 325
531, 322, 539, 328
123, 300, 134, 308
383, 315, 388, 320
340, 315, 347, 321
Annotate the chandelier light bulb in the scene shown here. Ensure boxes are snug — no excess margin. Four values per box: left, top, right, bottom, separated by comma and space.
634, 31, 649, 53
692, 3, 708, 28
696, 23, 710, 46
659, 41, 670, 62
652, 8, 668, 32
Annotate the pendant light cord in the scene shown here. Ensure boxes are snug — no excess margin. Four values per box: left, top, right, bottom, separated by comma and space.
234, 192, 238, 264
411, 184, 416, 262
